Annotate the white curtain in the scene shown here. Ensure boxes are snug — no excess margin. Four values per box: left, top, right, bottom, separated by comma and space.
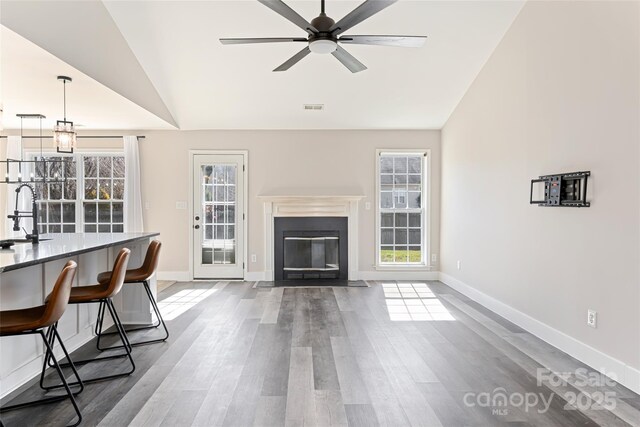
123, 136, 144, 232
4, 136, 30, 238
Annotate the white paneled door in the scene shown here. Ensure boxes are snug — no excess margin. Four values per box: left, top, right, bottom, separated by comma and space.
192, 154, 245, 279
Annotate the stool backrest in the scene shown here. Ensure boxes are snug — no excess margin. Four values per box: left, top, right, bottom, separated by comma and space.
139, 240, 162, 279
42, 261, 78, 327
106, 248, 131, 298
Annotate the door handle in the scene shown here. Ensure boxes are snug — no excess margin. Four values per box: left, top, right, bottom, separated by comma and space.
194, 225, 200, 229
195, 216, 200, 221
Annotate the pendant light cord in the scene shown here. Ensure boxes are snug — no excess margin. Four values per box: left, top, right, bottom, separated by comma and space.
39, 115, 43, 158
20, 116, 23, 161
63, 79, 67, 122
321, 0, 325, 14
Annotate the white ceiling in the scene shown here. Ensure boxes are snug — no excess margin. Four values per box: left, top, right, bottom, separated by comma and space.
2, 0, 525, 130
0, 26, 176, 130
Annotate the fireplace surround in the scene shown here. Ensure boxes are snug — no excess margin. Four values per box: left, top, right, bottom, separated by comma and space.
260, 192, 364, 281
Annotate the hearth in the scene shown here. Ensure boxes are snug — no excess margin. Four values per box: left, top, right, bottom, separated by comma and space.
274, 217, 348, 281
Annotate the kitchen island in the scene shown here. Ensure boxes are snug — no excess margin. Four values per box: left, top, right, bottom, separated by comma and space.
0, 232, 159, 398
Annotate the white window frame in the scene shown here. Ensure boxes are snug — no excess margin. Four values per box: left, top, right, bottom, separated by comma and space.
375, 148, 432, 269
25, 148, 126, 234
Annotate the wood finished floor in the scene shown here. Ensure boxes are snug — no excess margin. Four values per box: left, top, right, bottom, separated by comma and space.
1, 280, 639, 427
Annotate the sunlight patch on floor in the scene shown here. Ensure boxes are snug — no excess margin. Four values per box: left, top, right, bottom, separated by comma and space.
382, 282, 455, 321
158, 287, 218, 320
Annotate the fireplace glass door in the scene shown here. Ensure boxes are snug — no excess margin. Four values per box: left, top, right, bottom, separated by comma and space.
283, 236, 339, 280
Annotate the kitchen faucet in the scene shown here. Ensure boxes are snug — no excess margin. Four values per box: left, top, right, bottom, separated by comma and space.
7, 183, 40, 243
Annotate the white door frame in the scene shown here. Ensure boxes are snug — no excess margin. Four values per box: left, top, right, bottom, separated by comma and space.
188, 150, 248, 280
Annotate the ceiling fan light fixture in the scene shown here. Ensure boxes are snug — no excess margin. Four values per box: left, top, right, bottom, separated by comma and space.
309, 39, 337, 54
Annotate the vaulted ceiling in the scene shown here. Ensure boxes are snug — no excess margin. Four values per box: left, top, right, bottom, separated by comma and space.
1, 0, 524, 130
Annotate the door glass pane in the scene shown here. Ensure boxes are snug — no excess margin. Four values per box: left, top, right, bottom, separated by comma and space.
201, 163, 237, 265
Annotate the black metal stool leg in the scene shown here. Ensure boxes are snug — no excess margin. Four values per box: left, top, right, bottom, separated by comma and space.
144, 281, 170, 341
52, 299, 135, 384
1, 329, 83, 427
94, 300, 106, 347
97, 280, 170, 349
40, 324, 84, 394
106, 299, 133, 352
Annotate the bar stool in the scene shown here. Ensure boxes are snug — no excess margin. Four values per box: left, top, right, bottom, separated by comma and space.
47, 248, 134, 384
95, 240, 168, 349
0, 261, 83, 427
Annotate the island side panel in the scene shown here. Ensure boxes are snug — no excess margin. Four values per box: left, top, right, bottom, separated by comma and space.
0, 265, 44, 395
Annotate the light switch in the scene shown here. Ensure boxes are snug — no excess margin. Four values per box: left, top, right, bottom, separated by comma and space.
365, 202, 371, 210
176, 201, 187, 210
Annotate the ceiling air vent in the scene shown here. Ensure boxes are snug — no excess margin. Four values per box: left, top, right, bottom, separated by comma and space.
303, 104, 324, 111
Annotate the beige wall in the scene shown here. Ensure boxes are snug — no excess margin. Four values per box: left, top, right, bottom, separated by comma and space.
441, 0, 639, 373
2, 130, 441, 275
139, 130, 440, 275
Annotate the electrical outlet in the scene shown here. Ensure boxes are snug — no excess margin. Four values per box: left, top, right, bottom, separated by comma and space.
457, 260, 461, 270
144, 201, 150, 210
175, 201, 187, 210
365, 202, 371, 210
587, 310, 597, 328
251, 254, 257, 263
431, 254, 438, 263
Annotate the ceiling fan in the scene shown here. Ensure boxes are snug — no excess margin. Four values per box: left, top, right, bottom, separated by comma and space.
220, 0, 427, 73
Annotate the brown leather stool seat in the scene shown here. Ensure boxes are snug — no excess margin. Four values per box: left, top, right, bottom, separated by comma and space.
46, 248, 135, 385
94, 240, 168, 349
0, 261, 83, 427
96, 267, 148, 284
0, 306, 47, 335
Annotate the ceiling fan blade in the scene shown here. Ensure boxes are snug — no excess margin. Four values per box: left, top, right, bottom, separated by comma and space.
258, 0, 318, 34
273, 46, 311, 71
220, 37, 307, 45
331, 45, 367, 73
339, 35, 427, 48
330, 0, 397, 36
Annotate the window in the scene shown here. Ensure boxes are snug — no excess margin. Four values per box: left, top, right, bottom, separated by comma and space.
377, 151, 427, 265
31, 153, 125, 234
82, 155, 125, 233
34, 156, 77, 233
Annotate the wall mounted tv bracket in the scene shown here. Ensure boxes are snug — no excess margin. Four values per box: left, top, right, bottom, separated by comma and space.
530, 171, 590, 207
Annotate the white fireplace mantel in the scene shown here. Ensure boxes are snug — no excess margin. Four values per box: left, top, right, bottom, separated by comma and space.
260, 192, 364, 281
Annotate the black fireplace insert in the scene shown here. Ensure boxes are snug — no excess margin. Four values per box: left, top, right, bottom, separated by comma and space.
274, 217, 348, 281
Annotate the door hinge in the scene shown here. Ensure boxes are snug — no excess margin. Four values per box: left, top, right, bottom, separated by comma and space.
243, 164, 245, 172
243, 213, 245, 220
243, 262, 245, 269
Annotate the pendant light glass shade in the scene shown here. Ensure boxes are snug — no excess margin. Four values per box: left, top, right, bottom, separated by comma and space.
53, 76, 76, 153
53, 120, 76, 153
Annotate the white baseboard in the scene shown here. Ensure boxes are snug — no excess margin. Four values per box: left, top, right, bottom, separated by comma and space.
359, 270, 440, 281
438, 272, 640, 394
157, 271, 190, 282
245, 271, 266, 281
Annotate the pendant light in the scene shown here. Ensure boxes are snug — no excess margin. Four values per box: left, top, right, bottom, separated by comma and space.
53, 75, 76, 153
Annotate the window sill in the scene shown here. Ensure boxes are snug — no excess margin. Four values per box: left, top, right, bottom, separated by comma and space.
375, 264, 433, 271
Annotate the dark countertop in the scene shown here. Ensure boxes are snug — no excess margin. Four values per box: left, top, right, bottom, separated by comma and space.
0, 232, 160, 273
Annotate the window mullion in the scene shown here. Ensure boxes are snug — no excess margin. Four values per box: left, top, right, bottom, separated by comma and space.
76, 154, 83, 233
